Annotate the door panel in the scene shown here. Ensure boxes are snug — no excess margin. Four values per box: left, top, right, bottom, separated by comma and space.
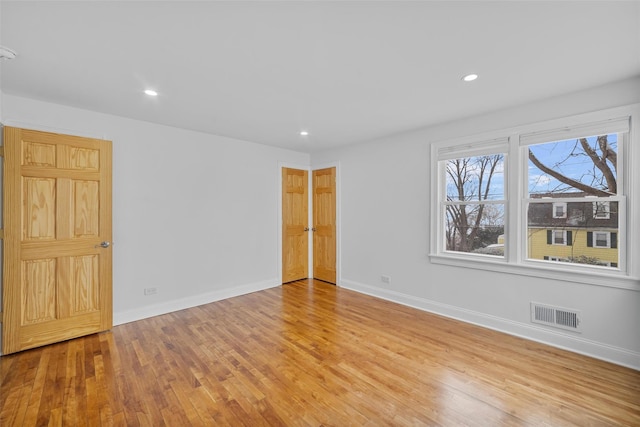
2, 127, 112, 354
313, 168, 336, 284
22, 258, 57, 324
282, 168, 309, 283
23, 177, 57, 240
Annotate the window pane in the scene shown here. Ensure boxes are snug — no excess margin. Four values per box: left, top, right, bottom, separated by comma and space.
446, 154, 505, 201
593, 201, 610, 219
528, 133, 617, 197
445, 203, 505, 256
527, 201, 619, 268
594, 232, 609, 248
553, 203, 566, 218
553, 230, 566, 245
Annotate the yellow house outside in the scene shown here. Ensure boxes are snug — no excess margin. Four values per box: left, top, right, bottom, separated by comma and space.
528, 227, 618, 266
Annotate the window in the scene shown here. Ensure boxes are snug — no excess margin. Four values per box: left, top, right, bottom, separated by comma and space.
430, 105, 639, 288
587, 231, 617, 249
526, 131, 622, 268
443, 154, 506, 256
438, 139, 507, 257
593, 201, 610, 219
553, 203, 567, 218
548, 230, 571, 246
594, 232, 609, 248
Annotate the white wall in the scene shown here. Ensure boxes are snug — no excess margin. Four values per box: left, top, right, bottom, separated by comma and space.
313, 77, 640, 369
1, 94, 310, 324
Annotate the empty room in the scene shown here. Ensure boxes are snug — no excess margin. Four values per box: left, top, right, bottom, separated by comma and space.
1, 1, 639, 425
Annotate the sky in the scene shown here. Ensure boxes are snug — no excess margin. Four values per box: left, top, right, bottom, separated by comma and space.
528, 133, 618, 195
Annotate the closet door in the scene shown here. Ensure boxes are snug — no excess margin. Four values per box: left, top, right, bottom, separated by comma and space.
313, 167, 336, 284
282, 167, 308, 283
2, 127, 112, 354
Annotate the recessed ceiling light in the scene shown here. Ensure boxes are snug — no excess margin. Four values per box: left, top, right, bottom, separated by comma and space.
299, 131, 309, 136
144, 89, 158, 96
462, 74, 478, 82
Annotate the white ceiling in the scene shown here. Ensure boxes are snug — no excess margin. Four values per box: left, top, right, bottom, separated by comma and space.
1, 1, 639, 153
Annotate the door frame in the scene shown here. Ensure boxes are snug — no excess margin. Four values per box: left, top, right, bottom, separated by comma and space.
278, 161, 340, 285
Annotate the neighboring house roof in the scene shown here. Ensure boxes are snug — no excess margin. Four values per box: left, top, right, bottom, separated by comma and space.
528, 195, 618, 229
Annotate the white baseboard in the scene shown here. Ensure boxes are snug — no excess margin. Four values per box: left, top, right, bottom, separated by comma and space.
113, 278, 280, 326
340, 279, 640, 371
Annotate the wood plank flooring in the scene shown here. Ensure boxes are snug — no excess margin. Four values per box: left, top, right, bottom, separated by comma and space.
1, 279, 639, 426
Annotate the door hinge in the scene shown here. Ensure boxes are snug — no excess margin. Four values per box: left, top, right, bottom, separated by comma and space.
0, 229, 3, 239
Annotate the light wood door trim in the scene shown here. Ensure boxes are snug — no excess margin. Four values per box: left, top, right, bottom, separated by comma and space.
2, 127, 113, 354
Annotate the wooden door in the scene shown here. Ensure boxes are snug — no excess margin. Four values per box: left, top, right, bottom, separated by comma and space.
313, 167, 336, 284
282, 167, 308, 283
2, 127, 112, 354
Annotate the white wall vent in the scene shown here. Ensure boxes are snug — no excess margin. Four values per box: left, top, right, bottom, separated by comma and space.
530, 302, 582, 332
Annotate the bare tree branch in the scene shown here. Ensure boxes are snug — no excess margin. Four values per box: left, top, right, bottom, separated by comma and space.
597, 135, 617, 171
528, 149, 612, 197
579, 137, 616, 193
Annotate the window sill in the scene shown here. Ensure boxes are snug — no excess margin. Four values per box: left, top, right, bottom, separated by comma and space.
428, 253, 640, 292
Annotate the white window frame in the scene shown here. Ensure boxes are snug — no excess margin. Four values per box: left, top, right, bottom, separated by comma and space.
593, 231, 611, 248
551, 230, 568, 245
433, 137, 509, 259
553, 202, 567, 219
430, 104, 640, 291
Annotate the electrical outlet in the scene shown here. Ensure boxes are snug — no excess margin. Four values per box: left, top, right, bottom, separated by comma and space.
381, 275, 391, 284
144, 287, 157, 296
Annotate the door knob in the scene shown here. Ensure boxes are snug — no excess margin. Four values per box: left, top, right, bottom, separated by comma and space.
95, 241, 111, 248
304, 227, 310, 232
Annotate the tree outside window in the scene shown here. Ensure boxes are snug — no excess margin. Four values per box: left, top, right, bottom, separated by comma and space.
444, 154, 505, 256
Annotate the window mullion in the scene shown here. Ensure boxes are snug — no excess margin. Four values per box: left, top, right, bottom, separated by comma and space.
506, 134, 520, 264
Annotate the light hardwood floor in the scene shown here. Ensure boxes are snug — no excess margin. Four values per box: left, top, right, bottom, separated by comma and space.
1, 279, 639, 426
